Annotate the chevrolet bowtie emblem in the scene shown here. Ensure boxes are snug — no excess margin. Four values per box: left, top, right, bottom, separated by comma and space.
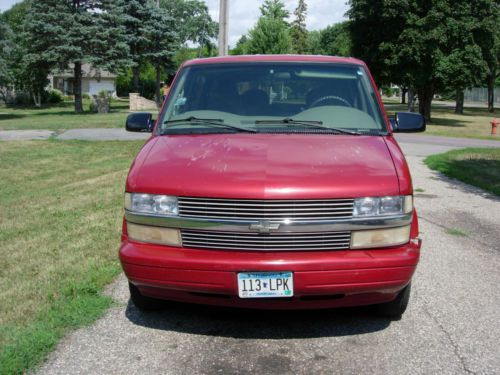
249, 221, 280, 233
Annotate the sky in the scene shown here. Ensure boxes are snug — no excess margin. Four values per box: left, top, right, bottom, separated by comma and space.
0, 0, 348, 47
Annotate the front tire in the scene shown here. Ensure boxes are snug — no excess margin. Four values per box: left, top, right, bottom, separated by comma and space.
129, 282, 163, 311
373, 283, 411, 319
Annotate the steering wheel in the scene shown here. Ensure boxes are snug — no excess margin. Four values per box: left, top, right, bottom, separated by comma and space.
309, 95, 352, 108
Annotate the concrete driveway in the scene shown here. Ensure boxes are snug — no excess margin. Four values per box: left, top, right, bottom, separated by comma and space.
35, 151, 500, 374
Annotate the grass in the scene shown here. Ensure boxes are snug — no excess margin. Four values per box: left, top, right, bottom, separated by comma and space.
0, 139, 144, 374
425, 148, 500, 196
0, 100, 133, 131
414, 188, 425, 193
384, 101, 500, 141
446, 228, 467, 237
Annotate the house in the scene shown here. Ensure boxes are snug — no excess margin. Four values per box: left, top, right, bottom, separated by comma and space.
48, 63, 117, 97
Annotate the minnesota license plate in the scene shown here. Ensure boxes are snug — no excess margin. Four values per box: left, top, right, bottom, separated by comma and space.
237, 272, 293, 298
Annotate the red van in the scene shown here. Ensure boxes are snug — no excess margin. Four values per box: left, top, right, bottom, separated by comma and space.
120, 55, 425, 318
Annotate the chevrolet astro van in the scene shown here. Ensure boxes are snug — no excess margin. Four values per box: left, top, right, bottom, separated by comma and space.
120, 55, 425, 318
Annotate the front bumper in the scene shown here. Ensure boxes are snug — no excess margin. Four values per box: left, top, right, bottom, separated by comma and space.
119, 236, 421, 309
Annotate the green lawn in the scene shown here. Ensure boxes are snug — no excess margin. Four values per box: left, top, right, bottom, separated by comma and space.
425, 148, 500, 196
0, 139, 144, 374
384, 102, 500, 141
0, 100, 132, 131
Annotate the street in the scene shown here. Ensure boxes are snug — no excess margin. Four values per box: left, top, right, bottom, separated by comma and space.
36, 148, 500, 375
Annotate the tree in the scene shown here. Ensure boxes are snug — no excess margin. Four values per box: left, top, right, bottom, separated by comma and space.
247, 17, 292, 55
0, 19, 13, 101
121, 0, 156, 93
160, 0, 217, 47
246, 0, 292, 55
473, 1, 500, 112
144, 4, 178, 104
320, 22, 351, 57
436, 2, 489, 114
438, 47, 487, 114
291, 0, 308, 54
23, 0, 130, 113
0, 0, 31, 34
259, 0, 290, 24
230, 35, 249, 55
306, 30, 322, 54
348, 0, 495, 121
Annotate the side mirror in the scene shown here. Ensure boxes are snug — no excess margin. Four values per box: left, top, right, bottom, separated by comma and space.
392, 112, 426, 133
126, 112, 154, 132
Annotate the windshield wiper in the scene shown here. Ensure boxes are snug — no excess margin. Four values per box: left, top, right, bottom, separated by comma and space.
256, 118, 323, 125
163, 116, 257, 133
255, 118, 361, 135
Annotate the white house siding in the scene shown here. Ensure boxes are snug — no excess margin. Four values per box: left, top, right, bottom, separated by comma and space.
89, 79, 116, 96
82, 80, 90, 93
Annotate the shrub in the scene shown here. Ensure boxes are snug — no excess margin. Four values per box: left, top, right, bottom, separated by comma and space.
383, 87, 394, 97
97, 90, 111, 98
47, 89, 64, 104
13, 91, 32, 105
89, 100, 97, 113
89, 91, 111, 113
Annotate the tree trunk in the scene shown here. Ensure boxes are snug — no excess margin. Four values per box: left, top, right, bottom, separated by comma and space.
401, 87, 407, 105
487, 72, 495, 113
417, 83, 434, 122
32, 92, 41, 108
74, 61, 83, 113
132, 66, 140, 93
455, 89, 464, 114
407, 88, 416, 112
155, 64, 161, 105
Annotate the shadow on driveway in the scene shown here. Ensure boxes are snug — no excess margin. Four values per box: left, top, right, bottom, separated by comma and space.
124, 300, 391, 339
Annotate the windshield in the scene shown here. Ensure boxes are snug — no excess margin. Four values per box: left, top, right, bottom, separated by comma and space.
159, 63, 386, 134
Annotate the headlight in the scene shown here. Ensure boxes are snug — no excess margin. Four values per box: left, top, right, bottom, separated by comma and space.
351, 225, 411, 249
353, 195, 412, 217
124, 193, 178, 216
127, 222, 182, 246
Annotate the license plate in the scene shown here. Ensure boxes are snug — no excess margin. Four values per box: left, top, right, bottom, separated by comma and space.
237, 272, 293, 298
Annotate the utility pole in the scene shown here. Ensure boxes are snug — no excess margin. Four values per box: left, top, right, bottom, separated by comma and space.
218, 0, 229, 56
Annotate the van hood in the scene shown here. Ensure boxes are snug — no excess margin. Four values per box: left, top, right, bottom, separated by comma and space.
127, 134, 400, 199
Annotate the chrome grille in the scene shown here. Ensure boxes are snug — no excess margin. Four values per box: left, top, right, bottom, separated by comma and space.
178, 197, 354, 222
181, 229, 351, 251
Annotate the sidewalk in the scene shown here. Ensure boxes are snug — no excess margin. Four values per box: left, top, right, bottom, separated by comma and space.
0, 128, 150, 141
394, 133, 500, 148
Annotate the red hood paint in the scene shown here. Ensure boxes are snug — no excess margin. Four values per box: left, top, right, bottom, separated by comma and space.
126, 134, 401, 199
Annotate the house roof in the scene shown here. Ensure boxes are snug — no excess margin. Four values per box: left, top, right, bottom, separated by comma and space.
50, 63, 117, 79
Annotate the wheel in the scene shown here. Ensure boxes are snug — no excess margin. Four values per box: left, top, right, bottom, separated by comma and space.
128, 282, 163, 311
373, 283, 411, 319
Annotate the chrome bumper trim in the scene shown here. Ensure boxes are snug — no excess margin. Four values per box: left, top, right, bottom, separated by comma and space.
125, 210, 412, 233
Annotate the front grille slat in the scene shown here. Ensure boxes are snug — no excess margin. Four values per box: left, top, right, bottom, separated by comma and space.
181, 232, 351, 239
179, 204, 352, 213
183, 238, 350, 244
178, 197, 354, 222
177, 215, 352, 220
179, 202, 353, 207
178, 210, 351, 216
181, 230, 351, 251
